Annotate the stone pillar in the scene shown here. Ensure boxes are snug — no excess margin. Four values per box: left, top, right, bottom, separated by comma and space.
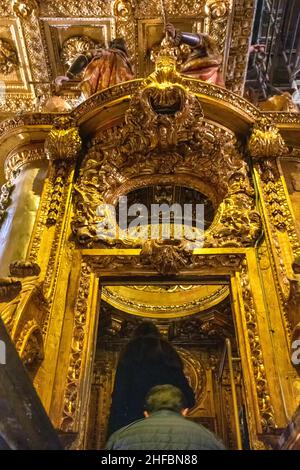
0, 160, 48, 276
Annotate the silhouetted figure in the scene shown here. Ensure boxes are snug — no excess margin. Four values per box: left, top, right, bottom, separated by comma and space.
107, 321, 195, 436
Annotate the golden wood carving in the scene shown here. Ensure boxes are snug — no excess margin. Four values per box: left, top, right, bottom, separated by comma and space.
44, 117, 82, 162
0, 179, 14, 228
11, 0, 38, 19
72, 62, 260, 249
240, 263, 276, 432
248, 117, 288, 159
0, 38, 18, 75
15, 318, 44, 369
4, 147, 45, 181
61, 36, 100, 67
140, 240, 192, 275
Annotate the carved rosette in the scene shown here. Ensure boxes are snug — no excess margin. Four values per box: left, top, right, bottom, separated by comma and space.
247, 117, 288, 159
0, 38, 18, 75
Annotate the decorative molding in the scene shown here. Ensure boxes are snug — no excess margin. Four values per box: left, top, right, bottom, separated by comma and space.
46, 160, 70, 226
140, 240, 192, 275
240, 262, 276, 432
60, 261, 91, 431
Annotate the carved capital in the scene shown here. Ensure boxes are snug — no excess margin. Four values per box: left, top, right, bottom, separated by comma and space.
0, 277, 22, 302
247, 117, 288, 159
45, 117, 82, 161
9, 261, 41, 278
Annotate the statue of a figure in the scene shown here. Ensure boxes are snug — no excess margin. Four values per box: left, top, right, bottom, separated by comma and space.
166, 24, 225, 87
55, 38, 134, 99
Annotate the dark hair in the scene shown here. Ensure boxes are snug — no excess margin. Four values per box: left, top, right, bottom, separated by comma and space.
145, 385, 185, 413
133, 321, 160, 339
109, 37, 128, 55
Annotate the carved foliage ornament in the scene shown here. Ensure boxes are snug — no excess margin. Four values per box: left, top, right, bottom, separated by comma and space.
0, 39, 18, 75
247, 117, 288, 159
45, 116, 82, 161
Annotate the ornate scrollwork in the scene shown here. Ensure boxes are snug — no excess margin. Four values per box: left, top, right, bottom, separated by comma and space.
46, 160, 69, 226
0, 38, 18, 75
247, 116, 288, 159
72, 62, 257, 248
205, 174, 262, 247
45, 117, 81, 225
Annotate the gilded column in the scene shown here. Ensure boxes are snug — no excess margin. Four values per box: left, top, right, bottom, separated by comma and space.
0, 149, 48, 276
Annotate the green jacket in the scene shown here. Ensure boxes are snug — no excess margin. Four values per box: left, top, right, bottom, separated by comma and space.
106, 410, 226, 450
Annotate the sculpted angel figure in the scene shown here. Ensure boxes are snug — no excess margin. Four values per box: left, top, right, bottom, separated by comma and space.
55, 38, 134, 99
165, 23, 225, 87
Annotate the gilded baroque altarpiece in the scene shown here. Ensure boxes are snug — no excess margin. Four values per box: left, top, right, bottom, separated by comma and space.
0, 0, 300, 450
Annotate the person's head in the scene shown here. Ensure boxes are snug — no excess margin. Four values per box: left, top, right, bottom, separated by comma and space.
109, 37, 128, 55
133, 321, 160, 339
144, 384, 188, 418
